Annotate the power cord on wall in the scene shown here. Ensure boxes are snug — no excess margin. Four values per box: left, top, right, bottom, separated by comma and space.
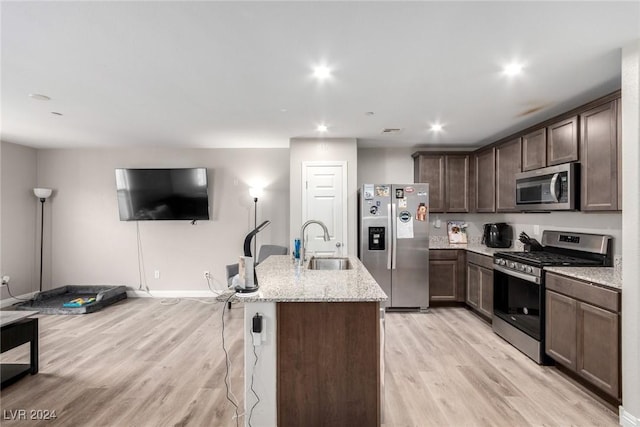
248, 324, 261, 427
222, 291, 241, 427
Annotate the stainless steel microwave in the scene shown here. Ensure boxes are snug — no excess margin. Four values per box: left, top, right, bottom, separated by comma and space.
515, 163, 579, 211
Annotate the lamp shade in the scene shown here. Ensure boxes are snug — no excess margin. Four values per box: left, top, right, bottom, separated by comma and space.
249, 187, 263, 199
33, 188, 53, 199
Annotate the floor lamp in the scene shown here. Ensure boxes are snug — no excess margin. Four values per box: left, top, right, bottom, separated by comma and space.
249, 187, 264, 263
33, 188, 53, 293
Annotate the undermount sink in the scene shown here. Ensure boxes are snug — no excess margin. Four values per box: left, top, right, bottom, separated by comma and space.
307, 256, 352, 270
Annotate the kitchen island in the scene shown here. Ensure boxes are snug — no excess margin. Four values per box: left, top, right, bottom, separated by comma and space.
232, 255, 387, 427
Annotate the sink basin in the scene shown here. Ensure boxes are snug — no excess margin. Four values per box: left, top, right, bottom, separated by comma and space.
307, 256, 352, 270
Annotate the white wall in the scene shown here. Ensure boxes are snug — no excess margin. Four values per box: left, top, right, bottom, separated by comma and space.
34, 148, 289, 293
290, 138, 358, 256
357, 147, 415, 185
621, 40, 640, 425
0, 141, 38, 299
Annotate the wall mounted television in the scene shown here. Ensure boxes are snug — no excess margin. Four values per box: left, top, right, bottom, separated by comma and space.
115, 168, 210, 221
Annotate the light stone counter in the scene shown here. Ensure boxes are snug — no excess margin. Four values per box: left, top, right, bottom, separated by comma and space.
429, 241, 522, 257
544, 266, 622, 291
231, 255, 388, 303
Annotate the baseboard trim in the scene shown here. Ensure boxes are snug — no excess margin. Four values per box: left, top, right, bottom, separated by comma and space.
620, 406, 639, 427
0, 292, 38, 309
127, 289, 224, 298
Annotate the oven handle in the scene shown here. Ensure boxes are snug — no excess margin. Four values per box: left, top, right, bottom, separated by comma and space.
493, 265, 541, 285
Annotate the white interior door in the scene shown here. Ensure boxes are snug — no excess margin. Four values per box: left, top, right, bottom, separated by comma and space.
302, 161, 348, 256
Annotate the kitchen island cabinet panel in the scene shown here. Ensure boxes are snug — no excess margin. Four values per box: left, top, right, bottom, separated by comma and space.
277, 302, 380, 426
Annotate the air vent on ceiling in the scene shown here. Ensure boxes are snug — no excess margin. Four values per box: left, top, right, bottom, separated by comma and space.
381, 128, 403, 135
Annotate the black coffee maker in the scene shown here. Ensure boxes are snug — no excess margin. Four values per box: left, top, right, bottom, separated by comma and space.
482, 223, 513, 248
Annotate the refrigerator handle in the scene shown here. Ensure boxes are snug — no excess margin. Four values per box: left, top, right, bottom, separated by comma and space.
387, 203, 392, 270
391, 202, 397, 270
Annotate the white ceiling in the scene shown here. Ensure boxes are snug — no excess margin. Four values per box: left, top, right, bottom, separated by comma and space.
1, 1, 639, 149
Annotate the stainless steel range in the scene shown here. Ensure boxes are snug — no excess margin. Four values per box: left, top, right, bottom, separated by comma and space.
492, 230, 612, 364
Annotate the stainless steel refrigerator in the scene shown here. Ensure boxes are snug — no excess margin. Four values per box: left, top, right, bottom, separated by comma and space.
358, 184, 429, 310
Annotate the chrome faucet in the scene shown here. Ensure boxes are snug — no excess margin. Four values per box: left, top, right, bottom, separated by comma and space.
299, 220, 331, 265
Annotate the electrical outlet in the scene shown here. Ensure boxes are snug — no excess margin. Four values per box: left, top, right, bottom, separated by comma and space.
533, 225, 540, 235
154, 270, 160, 279
203, 271, 210, 279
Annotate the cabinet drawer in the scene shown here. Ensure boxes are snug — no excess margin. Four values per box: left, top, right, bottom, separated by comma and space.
546, 272, 620, 312
467, 252, 493, 270
429, 249, 460, 261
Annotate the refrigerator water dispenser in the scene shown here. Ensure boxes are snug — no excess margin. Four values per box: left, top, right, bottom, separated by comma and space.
369, 227, 386, 250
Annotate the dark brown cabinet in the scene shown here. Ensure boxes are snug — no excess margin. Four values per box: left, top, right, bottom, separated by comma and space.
465, 252, 493, 320
545, 272, 620, 399
429, 250, 465, 302
413, 153, 470, 213
495, 138, 522, 212
522, 128, 546, 171
474, 148, 496, 213
547, 116, 579, 166
445, 155, 470, 212
413, 154, 445, 212
277, 302, 381, 425
580, 101, 619, 211
546, 290, 578, 369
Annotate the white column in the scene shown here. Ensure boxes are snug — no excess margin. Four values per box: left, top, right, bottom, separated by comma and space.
620, 39, 640, 427
243, 301, 277, 427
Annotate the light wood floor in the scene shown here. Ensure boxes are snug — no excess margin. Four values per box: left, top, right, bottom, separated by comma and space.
1, 299, 618, 426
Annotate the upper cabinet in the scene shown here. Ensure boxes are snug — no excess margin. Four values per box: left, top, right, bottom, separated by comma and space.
495, 137, 522, 212
413, 153, 470, 214
522, 116, 578, 172
445, 155, 470, 212
413, 154, 445, 212
474, 148, 496, 213
522, 128, 546, 171
547, 116, 579, 166
580, 100, 619, 211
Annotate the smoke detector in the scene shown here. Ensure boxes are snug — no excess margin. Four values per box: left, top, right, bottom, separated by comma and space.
381, 128, 403, 135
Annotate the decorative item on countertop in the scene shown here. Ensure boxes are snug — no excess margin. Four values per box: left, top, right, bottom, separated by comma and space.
447, 221, 468, 244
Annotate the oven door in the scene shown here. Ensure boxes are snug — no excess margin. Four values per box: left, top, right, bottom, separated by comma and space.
493, 265, 543, 341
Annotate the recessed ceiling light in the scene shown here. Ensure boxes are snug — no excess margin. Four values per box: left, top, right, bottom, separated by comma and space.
503, 62, 524, 76
312, 65, 332, 80
29, 94, 51, 101
316, 124, 328, 132
430, 123, 443, 132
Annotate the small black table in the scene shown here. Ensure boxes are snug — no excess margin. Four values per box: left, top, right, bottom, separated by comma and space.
1, 311, 39, 389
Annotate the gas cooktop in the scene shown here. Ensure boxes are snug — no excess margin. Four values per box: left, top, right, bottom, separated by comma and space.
493, 251, 603, 267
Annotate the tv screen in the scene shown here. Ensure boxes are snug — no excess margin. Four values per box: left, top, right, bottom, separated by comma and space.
115, 168, 210, 221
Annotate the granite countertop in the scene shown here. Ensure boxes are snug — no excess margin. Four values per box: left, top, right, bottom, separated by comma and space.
429, 241, 521, 257
544, 266, 622, 291
225, 255, 388, 303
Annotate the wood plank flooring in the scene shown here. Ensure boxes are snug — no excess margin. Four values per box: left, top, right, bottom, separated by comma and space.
1, 299, 618, 426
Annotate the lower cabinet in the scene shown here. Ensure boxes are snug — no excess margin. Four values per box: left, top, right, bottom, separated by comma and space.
545, 272, 621, 399
466, 252, 493, 319
429, 250, 465, 302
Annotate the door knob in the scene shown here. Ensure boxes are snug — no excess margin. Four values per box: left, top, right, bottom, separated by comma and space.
336, 242, 342, 248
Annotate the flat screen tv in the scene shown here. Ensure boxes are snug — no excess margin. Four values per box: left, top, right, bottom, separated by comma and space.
115, 168, 210, 221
